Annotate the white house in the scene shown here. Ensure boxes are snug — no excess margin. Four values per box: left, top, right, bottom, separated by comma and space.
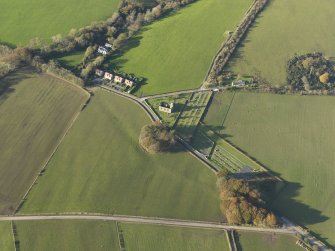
124, 79, 135, 88
231, 80, 246, 87
98, 46, 108, 55
114, 75, 124, 83
159, 102, 174, 114
104, 72, 114, 80
105, 43, 112, 48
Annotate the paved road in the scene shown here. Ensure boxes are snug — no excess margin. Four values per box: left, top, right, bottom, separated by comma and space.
99, 85, 159, 121
140, 86, 224, 101
0, 214, 294, 234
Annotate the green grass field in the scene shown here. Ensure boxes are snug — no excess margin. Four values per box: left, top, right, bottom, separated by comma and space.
121, 223, 229, 251
0, 0, 120, 46
226, 0, 335, 86
204, 92, 335, 248
108, 0, 253, 95
0, 68, 88, 214
20, 90, 221, 221
0, 222, 14, 251
15, 220, 119, 251
237, 232, 300, 251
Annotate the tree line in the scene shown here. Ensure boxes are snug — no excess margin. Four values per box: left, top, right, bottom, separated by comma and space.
205, 0, 268, 87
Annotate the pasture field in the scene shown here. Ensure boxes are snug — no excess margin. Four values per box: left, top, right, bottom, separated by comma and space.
237, 232, 300, 251
204, 92, 335, 247
121, 223, 229, 251
20, 90, 221, 222
108, 0, 253, 95
0, 0, 121, 46
146, 93, 190, 128
175, 91, 212, 138
226, 0, 335, 86
15, 220, 119, 251
0, 222, 14, 251
0, 68, 88, 214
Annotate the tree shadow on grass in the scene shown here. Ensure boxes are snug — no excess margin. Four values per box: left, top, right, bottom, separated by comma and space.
0, 66, 32, 103
0, 40, 16, 49
225, 0, 275, 70
272, 180, 332, 248
232, 169, 330, 239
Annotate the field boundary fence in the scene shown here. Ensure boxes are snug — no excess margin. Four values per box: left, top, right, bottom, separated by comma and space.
11, 221, 20, 251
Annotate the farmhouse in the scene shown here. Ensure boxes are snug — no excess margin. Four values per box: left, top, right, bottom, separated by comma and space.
114, 75, 124, 83
124, 79, 135, 88
104, 72, 114, 80
95, 69, 104, 77
98, 46, 108, 55
159, 102, 174, 114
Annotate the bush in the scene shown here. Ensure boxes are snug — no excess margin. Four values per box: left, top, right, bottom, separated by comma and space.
139, 121, 176, 153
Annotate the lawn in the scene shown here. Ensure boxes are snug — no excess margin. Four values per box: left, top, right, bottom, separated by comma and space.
0, 222, 14, 251
108, 0, 253, 96
237, 232, 300, 251
20, 90, 221, 222
0, 68, 88, 214
0, 0, 121, 46
204, 92, 335, 248
121, 223, 229, 251
15, 220, 119, 251
56, 51, 85, 70
226, 0, 335, 86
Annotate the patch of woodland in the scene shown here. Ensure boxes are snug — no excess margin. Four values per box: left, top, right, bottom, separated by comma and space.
217, 171, 279, 227
139, 121, 176, 153
287, 52, 335, 92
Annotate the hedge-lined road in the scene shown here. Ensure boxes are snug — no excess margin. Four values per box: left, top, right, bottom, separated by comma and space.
0, 214, 294, 234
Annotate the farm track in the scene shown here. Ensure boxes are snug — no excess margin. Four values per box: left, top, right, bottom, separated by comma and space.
0, 214, 295, 234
